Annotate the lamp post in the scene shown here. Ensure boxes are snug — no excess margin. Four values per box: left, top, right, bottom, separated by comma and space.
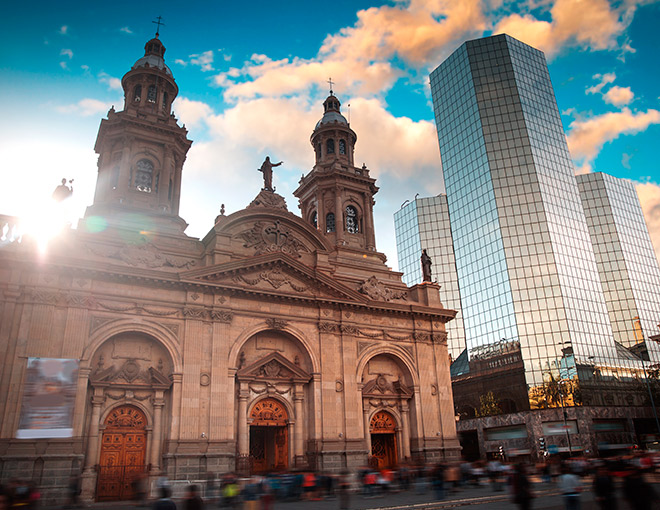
557, 378, 573, 456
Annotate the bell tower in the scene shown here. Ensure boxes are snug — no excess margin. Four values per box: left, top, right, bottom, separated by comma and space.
294, 88, 378, 251
84, 32, 192, 235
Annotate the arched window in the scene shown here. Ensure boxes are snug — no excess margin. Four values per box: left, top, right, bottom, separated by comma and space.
311, 211, 318, 229
346, 206, 359, 234
326, 139, 335, 154
339, 139, 346, 155
147, 85, 157, 103
325, 213, 335, 233
162, 92, 168, 110
133, 85, 142, 102
135, 159, 154, 192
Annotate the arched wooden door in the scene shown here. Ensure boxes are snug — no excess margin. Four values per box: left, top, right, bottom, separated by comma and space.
97, 406, 147, 501
249, 398, 288, 473
370, 411, 398, 468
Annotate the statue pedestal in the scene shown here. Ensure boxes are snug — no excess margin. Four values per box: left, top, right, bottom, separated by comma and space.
409, 282, 442, 307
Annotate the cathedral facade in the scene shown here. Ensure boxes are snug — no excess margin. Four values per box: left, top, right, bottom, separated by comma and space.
0, 35, 459, 502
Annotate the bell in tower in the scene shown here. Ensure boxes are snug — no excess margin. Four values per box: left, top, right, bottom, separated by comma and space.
294, 85, 379, 252
83, 31, 192, 236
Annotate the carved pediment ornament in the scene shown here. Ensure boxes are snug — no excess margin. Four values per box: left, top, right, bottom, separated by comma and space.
90, 360, 172, 389
237, 352, 311, 383
265, 318, 288, 330
87, 242, 196, 270
362, 375, 412, 398
233, 268, 308, 292
358, 276, 408, 302
236, 221, 310, 258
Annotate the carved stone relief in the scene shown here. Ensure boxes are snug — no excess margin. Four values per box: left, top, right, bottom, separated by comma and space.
235, 220, 310, 258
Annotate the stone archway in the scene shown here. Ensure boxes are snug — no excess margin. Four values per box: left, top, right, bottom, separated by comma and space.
249, 398, 289, 473
360, 354, 414, 463
97, 405, 147, 501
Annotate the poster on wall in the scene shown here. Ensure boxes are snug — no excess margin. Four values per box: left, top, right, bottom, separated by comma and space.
16, 358, 79, 439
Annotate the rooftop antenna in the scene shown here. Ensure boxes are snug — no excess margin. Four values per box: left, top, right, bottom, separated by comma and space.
152, 15, 165, 37
347, 103, 351, 124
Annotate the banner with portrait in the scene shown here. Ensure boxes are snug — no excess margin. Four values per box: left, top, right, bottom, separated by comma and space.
16, 358, 78, 439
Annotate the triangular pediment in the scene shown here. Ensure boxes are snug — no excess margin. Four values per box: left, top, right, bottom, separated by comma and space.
237, 352, 311, 383
181, 253, 368, 303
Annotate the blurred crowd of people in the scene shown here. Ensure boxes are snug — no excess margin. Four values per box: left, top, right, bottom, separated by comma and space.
0, 452, 658, 509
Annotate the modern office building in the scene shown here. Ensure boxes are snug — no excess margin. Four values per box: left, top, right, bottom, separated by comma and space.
394, 195, 465, 362
393, 33, 660, 459
577, 172, 660, 358
429, 33, 620, 401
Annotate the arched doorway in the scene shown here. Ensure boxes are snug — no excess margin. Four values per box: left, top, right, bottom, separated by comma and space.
96, 405, 147, 501
249, 398, 288, 473
370, 411, 398, 468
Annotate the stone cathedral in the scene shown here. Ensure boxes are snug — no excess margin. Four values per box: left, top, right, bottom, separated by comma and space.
0, 35, 459, 502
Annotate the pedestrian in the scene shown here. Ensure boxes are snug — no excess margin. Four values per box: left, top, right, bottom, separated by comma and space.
152, 486, 176, 510
558, 464, 581, 510
67, 473, 82, 508
593, 465, 616, 510
511, 463, 533, 510
623, 467, 657, 510
338, 470, 351, 510
432, 463, 445, 500
184, 484, 203, 510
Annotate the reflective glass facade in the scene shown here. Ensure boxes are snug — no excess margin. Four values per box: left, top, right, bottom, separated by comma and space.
430, 35, 616, 402
577, 173, 660, 362
394, 195, 466, 361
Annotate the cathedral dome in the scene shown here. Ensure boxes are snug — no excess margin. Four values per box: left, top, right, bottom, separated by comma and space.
314, 110, 348, 129
132, 55, 173, 76
314, 93, 348, 130
132, 36, 172, 76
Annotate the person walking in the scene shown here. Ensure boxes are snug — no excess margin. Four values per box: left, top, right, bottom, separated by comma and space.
558, 464, 581, 510
593, 465, 616, 510
511, 463, 533, 510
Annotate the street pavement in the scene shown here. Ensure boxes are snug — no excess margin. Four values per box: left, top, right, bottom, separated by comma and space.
52, 479, 660, 510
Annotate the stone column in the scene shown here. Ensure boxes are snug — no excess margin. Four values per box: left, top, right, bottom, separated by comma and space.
80, 391, 104, 501
150, 396, 164, 471
170, 373, 182, 438
294, 384, 304, 459
84, 393, 104, 470
335, 189, 344, 244
401, 404, 411, 460
362, 192, 375, 250
238, 383, 249, 455
317, 192, 325, 232
363, 405, 371, 456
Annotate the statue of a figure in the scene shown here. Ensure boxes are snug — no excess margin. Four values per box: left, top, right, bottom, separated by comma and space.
258, 156, 283, 191
421, 249, 432, 282
52, 178, 74, 202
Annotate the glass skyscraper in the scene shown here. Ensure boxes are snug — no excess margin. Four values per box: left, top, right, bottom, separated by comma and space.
577, 173, 660, 362
394, 195, 465, 362
429, 34, 617, 405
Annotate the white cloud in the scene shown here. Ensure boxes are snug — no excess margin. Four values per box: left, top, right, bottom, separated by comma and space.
173, 97, 213, 129
567, 108, 660, 166
493, 0, 640, 58
81, 64, 89, 72
586, 72, 616, 95
56, 98, 115, 117
635, 182, 660, 265
190, 51, 215, 71
59, 62, 68, 70
175, 59, 187, 67
60, 48, 73, 59
58, 25, 68, 35
603, 85, 634, 106
98, 72, 122, 91
120, 26, 133, 34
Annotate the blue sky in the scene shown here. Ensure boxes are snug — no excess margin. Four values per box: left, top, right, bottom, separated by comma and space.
1, 0, 659, 269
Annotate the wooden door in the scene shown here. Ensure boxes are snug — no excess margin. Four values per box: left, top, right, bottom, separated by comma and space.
249, 399, 289, 473
97, 406, 147, 501
370, 411, 398, 468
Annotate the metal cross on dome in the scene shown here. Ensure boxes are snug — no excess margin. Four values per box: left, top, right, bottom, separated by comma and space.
152, 16, 165, 36
327, 77, 335, 95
